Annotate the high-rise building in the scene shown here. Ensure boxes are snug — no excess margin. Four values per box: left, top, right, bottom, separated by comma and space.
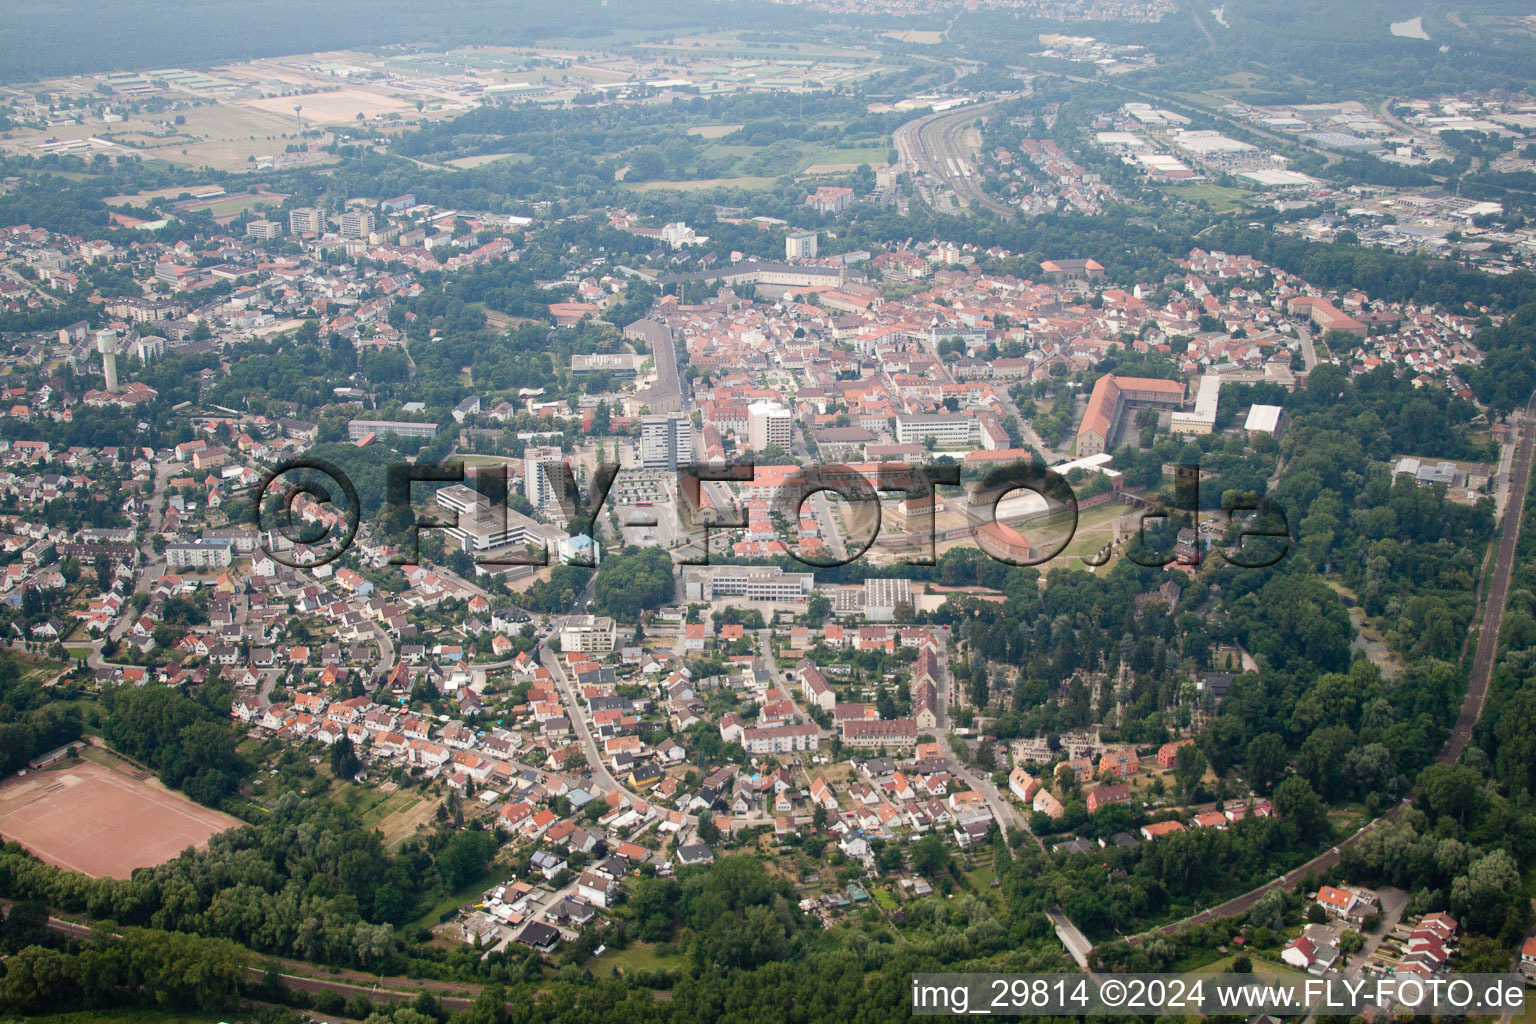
288, 207, 325, 236
786, 230, 818, 259
245, 219, 282, 240
523, 446, 568, 510
339, 209, 376, 239
748, 401, 792, 452
640, 414, 693, 470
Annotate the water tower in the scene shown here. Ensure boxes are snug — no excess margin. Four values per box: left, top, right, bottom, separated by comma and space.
294, 104, 303, 134
94, 329, 120, 393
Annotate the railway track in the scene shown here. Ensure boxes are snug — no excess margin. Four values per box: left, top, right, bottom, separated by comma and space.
895, 100, 1013, 218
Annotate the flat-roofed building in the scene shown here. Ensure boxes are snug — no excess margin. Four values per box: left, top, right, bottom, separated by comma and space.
347, 419, 438, 440
433, 484, 543, 554
1170, 375, 1221, 435
165, 538, 233, 569
894, 414, 975, 448
245, 219, 282, 240
640, 414, 693, 471
288, 207, 325, 235
862, 577, 912, 621
685, 566, 813, 603
570, 352, 647, 378
560, 615, 616, 653
1244, 404, 1287, 438
339, 210, 375, 238
748, 401, 792, 452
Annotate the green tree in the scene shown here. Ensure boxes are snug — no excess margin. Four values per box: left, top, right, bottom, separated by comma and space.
1173, 743, 1207, 802
1246, 733, 1287, 794
1273, 776, 1327, 841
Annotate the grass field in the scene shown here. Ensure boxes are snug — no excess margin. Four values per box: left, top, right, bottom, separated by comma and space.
801, 144, 890, 173
447, 152, 533, 168
200, 192, 285, 217
347, 782, 411, 825
104, 184, 219, 206
1057, 502, 1138, 567
407, 866, 501, 933
586, 940, 686, 974
624, 175, 778, 192
0, 98, 322, 171
686, 123, 745, 138
1156, 181, 1253, 213
244, 87, 412, 123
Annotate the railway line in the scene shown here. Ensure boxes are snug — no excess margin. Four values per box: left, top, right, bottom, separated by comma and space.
1118, 389, 1536, 949
894, 99, 1013, 218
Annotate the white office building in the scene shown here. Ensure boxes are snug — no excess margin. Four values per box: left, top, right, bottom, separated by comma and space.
434, 484, 542, 553
685, 566, 814, 602
894, 414, 976, 447
339, 209, 376, 239
1170, 375, 1221, 435
288, 207, 325, 235
748, 401, 792, 452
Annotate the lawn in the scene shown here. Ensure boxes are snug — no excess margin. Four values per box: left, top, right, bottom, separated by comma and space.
587, 940, 686, 974
1037, 500, 1130, 568
800, 143, 890, 170
623, 175, 778, 192
685, 123, 744, 138
200, 192, 285, 217
405, 866, 502, 933
1156, 182, 1252, 213
960, 851, 997, 893
1190, 951, 1310, 982
447, 152, 533, 168
345, 782, 413, 826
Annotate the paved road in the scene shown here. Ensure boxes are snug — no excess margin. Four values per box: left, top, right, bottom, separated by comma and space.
1048, 908, 1094, 970
931, 640, 1046, 862
538, 640, 637, 801
1120, 389, 1536, 948
1296, 324, 1319, 376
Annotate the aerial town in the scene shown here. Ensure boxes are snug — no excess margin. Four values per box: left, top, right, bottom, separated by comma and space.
0, 2, 1535, 1022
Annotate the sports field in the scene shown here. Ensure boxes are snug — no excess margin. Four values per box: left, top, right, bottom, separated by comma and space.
0, 759, 239, 878
244, 88, 412, 123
